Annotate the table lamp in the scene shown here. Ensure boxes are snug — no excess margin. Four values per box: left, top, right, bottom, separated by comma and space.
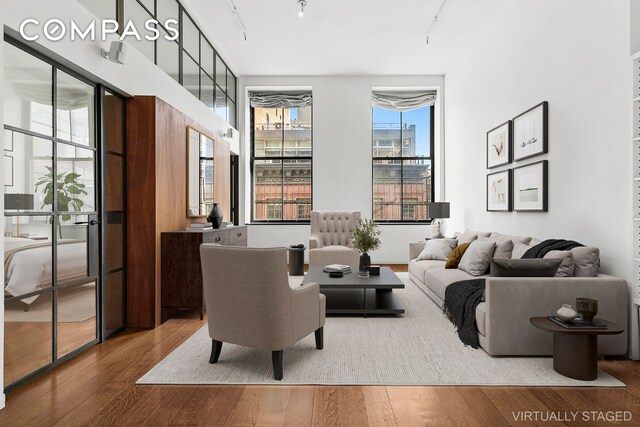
5, 194, 34, 237
427, 202, 450, 238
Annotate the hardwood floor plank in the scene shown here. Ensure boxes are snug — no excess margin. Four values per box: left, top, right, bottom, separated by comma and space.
481, 387, 569, 427
282, 387, 315, 427
337, 386, 369, 427
312, 387, 340, 427
362, 386, 396, 427
386, 386, 454, 426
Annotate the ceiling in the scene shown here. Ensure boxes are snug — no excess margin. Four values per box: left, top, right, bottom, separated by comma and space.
182, 0, 506, 76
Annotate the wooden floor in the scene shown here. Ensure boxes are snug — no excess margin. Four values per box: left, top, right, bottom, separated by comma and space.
1, 266, 639, 426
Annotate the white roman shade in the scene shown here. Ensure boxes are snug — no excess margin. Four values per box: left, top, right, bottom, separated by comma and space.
249, 91, 312, 109
371, 90, 437, 112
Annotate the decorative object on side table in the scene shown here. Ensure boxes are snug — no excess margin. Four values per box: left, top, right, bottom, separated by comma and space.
350, 219, 381, 278
576, 297, 598, 323
486, 120, 512, 168
513, 101, 548, 161
207, 203, 224, 229
427, 202, 450, 238
513, 160, 548, 212
556, 304, 578, 321
486, 170, 512, 212
5, 193, 35, 237
287, 244, 306, 276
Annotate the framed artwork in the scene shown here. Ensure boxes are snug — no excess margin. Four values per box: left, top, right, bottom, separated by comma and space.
487, 169, 511, 212
513, 160, 548, 212
4, 155, 13, 187
513, 101, 548, 161
486, 121, 511, 168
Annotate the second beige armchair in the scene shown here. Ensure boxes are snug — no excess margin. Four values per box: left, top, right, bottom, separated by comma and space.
309, 210, 361, 268
200, 245, 326, 380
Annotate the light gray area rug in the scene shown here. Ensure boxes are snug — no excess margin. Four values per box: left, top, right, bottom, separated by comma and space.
138, 273, 623, 387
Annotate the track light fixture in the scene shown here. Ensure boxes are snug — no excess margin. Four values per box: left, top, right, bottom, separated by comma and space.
298, 0, 307, 18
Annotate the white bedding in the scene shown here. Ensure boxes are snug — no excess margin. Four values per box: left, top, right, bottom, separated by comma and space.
5, 238, 87, 304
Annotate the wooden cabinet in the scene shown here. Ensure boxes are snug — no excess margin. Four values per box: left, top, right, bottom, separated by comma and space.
161, 226, 247, 321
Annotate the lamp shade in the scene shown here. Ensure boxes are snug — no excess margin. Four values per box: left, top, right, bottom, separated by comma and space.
5, 194, 34, 210
427, 202, 450, 219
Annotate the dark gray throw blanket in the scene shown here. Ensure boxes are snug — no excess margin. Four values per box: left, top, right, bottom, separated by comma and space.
521, 239, 583, 259
443, 279, 486, 349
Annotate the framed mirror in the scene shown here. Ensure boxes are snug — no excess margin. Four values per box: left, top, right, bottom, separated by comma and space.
187, 126, 215, 217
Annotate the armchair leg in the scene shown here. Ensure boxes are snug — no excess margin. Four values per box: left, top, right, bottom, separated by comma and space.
272, 350, 283, 381
209, 339, 223, 364
315, 327, 324, 350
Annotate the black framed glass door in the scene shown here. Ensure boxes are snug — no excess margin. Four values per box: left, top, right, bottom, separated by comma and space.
3, 36, 127, 391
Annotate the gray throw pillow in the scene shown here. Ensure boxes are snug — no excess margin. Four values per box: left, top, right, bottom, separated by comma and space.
543, 250, 575, 277
459, 241, 497, 276
571, 247, 599, 277
454, 231, 478, 245
465, 229, 491, 238
490, 259, 562, 277
417, 239, 457, 261
493, 240, 514, 260
511, 242, 532, 259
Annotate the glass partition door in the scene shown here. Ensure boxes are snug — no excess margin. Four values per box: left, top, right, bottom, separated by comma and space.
3, 41, 100, 390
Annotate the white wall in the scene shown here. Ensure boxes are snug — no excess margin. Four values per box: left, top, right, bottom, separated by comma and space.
444, 0, 635, 357
0, 20, 5, 410
0, 0, 238, 406
632, 0, 640, 53
238, 75, 445, 263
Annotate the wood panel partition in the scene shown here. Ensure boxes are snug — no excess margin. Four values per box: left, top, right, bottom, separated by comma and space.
126, 96, 231, 328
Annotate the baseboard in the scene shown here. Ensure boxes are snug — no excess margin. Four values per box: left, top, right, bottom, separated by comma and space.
0, 392, 5, 410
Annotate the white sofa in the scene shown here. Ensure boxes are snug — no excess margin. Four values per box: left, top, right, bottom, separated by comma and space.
408, 231, 629, 356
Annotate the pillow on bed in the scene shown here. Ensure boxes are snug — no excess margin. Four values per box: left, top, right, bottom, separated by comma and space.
417, 239, 457, 261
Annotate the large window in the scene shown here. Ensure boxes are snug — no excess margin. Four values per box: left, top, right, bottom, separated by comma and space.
372, 106, 434, 222
80, 0, 237, 127
251, 104, 313, 222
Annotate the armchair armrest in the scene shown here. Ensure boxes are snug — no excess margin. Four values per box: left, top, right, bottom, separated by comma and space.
483, 275, 628, 356
409, 241, 426, 262
291, 282, 325, 340
309, 233, 323, 249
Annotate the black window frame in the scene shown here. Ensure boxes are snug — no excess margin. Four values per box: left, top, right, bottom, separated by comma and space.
371, 106, 435, 224
250, 105, 313, 224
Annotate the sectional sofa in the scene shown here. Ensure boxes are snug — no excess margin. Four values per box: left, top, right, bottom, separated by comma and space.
408, 230, 628, 356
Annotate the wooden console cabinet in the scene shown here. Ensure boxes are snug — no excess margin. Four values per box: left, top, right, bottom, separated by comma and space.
161, 226, 247, 321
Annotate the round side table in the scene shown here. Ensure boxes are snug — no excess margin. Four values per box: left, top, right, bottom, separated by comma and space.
530, 317, 624, 381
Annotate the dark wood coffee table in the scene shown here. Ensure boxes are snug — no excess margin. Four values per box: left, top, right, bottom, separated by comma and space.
530, 317, 624, 381
301, 267, 405, 317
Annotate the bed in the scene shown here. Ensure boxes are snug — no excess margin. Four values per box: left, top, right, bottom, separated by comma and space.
4, 237, 87, 305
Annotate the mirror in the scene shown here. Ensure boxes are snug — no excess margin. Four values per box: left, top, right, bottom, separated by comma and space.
187, 126, 215, 217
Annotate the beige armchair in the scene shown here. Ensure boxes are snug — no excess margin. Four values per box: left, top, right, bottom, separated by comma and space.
308, 210, 361, 268
200, 245, 326, 380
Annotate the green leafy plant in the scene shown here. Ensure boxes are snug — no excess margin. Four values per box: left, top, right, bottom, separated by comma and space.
350, 219, 381, 254
35, 167, 87, 236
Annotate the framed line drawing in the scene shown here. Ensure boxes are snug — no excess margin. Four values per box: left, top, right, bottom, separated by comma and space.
513, 101, 548, 161
487, 169, 512, 212
513, 160, 548, 212
487, 121, 512, 169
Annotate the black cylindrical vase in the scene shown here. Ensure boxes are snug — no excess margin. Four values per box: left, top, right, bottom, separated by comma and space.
207, 203, 224, 229
359, 253, 371, 273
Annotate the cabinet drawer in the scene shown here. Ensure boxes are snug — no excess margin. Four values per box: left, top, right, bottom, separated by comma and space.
230, 228, 247, 246
205, 230, 229, 245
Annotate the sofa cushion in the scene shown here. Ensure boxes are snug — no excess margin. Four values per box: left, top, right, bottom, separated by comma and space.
489, 232, 532, 245
512, 242, 531, 259
424, 267, 479, 301
490, 259, 561, 277
571, 247, 600, 277
465, 229, 492, 238
459, 241, 497, 276
475, 302, 487, 336
493, 240, 514, 259
445, 242, 471, 269
454, 231, 478, 245
417, 239, 457, 261
409, 259, 445, 282
543, 250, 575, 277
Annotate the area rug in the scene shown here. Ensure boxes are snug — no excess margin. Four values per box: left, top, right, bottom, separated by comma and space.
137, 273, 623, 387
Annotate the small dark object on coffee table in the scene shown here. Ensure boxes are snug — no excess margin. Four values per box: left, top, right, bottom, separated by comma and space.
576, 297, 598, 323
329, 271, 344, 278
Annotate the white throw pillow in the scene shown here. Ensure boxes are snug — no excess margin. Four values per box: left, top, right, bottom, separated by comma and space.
493, 240, 514, 259
417, 239, 457, 261
459, 241, 497, 276
543, 250, 575, 277
454, 231, 478, 245
511, 242, 531, 259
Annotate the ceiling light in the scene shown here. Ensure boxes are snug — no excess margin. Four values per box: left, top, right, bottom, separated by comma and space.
298, 0, 307, 18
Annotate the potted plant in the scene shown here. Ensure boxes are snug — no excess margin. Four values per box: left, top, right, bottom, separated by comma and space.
350, 219, 381, 277
35, 167, 87, 238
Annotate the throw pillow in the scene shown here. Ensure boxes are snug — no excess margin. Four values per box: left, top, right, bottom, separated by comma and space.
543, 250, 575, 277
417, 239, 457, 261
454, 231, 478, 245
458, 241, 497, 276
511, 242, 532, 259
490, 259, 562, 277
445, 242, 471, 269
493, 240, 514, 259
465, 229, 492, 238
571, 247, 600, 277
